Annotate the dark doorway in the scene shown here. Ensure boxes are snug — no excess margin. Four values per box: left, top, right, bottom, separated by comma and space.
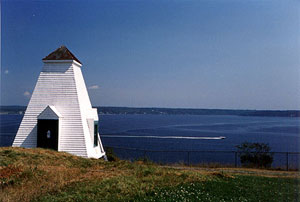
37, 119, 58, 150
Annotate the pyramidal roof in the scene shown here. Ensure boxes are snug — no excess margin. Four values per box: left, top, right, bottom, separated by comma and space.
42, 46, 82, 64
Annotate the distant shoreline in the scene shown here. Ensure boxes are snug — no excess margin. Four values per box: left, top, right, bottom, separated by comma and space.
1, 106, 299, 117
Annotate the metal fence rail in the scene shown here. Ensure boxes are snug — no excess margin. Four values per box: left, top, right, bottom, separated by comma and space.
104, 146, 300, 171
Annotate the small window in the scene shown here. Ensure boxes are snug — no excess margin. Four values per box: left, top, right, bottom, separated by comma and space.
46, 130, 51, 139
94, 121, 98, 147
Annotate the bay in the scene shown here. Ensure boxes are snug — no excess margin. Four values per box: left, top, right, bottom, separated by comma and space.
1, 114, 299, 168
99, 114, 300, 153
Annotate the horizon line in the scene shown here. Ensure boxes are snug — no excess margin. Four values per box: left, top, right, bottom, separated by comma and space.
1, 105, 300, 111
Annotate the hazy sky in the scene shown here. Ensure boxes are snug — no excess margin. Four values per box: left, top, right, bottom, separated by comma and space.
1, 0, 299, 109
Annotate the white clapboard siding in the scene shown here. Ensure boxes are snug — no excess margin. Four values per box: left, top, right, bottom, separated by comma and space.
13, 59, 105, 158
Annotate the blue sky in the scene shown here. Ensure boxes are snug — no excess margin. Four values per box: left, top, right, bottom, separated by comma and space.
1, 0, 299, 109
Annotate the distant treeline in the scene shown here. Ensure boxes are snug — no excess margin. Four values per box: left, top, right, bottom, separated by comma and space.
1, 106, 299, 117
96, 107, 300, 117
0, 106, 26, 114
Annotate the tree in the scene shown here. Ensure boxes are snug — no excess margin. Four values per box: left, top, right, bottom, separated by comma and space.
236, 142, 273, 168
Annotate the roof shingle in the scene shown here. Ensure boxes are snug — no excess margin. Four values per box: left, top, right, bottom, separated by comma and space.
42, 46, 82, 64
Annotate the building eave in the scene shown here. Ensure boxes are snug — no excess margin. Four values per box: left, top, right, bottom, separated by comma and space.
42, 60, 82, 67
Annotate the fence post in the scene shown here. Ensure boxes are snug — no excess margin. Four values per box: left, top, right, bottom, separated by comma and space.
286, 152, 289, 171
235, 152, 237, 168
187, 151, 190, 166
143, 151, 146, 161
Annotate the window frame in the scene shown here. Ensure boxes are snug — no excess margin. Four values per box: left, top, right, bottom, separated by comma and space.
94, 121, 98, 147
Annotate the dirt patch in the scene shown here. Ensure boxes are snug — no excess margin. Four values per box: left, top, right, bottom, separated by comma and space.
160, 166, 300, 178
0, 165, 22, 179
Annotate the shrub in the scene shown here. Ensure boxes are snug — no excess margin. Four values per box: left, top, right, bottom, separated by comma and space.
236, 142, 273, 168
104, 147, 119, 161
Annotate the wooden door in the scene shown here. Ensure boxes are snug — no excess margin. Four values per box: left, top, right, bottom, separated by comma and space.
37, 119, 58, 150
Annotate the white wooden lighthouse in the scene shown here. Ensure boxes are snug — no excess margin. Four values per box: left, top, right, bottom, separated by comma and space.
13, 46, 105, 158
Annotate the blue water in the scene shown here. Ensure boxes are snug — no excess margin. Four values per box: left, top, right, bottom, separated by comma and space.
98, 114, 300, 153
0, 114, 23, 147
1, 114, 300, 168
1, 114, 300, 152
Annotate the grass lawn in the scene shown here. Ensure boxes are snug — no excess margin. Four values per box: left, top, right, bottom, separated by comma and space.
1, 147, 299, 202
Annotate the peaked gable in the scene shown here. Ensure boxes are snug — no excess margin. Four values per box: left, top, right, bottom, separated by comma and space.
38, 106, 62, 120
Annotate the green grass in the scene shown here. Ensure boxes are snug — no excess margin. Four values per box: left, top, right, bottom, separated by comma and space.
34, 175, 300, 202
1, 147, 299, 202
135, 176, 300, 202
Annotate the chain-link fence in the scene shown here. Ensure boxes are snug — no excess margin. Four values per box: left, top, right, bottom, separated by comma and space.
105, 146, 300, 171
